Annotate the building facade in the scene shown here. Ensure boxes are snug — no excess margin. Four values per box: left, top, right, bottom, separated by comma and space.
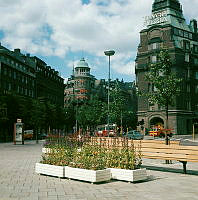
33, 56, 64, 107
64, 58, 96, 106
135, 0, 198, 134
0, 43, 64, 106
65, 58, 137, 113
0, 45, 36, 98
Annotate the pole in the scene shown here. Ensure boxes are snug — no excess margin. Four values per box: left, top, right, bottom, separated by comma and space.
107, 55, 110, 137
104, 50, 115, 137
193, 123, 195, 141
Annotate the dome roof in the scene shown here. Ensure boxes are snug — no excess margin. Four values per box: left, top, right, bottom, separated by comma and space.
76, 58, 89, 68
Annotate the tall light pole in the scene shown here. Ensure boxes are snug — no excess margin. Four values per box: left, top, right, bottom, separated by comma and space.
104, 50, 115, 136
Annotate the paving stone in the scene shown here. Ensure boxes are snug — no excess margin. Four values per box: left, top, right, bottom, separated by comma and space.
1, 141, 198, 200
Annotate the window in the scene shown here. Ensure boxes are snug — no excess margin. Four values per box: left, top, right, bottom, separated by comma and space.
189, 33, 193, 40
184, 31, 189, 38
195, 85, 198, 93
8, 83, 11, 91
174, 28, 179, 35
187, 84, 190, 93
183, 41, 190, 50
179, 30, 184, 37
194, 58, 198, 65
187, 68, 190, 78
148, 43, 160, 51
151, 55, 157, 63
4, 67, 7, 76
187, 101, 191, 110
195, 72, 198, 80
185, 53, 190, 62
194, 45, 198, 53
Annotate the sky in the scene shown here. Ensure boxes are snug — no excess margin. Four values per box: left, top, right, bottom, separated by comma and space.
0, 0, 197, 82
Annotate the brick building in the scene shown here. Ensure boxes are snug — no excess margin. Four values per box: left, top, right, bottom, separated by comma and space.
135, 0, 198, 134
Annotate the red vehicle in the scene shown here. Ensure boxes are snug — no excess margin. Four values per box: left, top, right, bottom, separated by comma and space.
95, 124, 117, 137
149, 127, 173, 137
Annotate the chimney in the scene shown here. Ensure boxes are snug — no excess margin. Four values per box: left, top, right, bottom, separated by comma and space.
190, 19, 197, 33
14, 48, 21, 54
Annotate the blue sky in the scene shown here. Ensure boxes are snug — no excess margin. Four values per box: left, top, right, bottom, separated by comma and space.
0, 0, 197, 82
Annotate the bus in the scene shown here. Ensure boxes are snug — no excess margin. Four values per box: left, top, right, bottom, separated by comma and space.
95, 124, 117, 137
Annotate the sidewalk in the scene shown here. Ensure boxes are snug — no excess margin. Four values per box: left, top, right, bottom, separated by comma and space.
0, 141, 198, 200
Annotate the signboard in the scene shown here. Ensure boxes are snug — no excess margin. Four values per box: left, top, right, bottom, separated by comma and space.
144, 10, 168, 26
17, 119, 22, 123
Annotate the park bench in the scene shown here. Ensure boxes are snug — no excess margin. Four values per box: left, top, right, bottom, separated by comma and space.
133, 140, 198, 174
89, 137, 198, 174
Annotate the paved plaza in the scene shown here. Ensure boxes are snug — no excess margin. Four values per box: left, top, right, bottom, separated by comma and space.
0, 140, 198, 200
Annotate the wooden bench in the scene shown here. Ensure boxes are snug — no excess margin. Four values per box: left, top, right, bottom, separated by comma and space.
89, 137, 198, 174
133, 140, 198, 174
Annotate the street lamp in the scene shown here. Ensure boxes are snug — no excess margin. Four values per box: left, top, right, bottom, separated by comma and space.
104, 50, 115, 136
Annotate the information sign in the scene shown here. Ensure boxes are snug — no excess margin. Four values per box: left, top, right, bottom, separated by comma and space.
144, 10, 168, 26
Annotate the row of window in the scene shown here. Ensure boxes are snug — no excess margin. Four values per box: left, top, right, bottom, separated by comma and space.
150, 54, 198, 64
0, 81, 35, 97
149, 101, 193, 111
173, 28, 193, 40
1, 66, 35, 86
0, 55, 34, 74
37, 67, 62, 82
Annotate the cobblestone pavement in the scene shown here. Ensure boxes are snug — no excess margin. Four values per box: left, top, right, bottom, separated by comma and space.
0, 141, 198, 200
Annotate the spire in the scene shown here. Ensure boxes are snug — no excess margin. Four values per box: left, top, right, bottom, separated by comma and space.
152, 0, 182, 13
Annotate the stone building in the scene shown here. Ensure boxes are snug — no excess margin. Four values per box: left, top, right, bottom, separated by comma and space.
65, 58, 137, 114
135, 0, 198, 134
33, 56, 64, 107
64, 58, 96, 106
0, 45, 36, 98
0, 43, 64, 106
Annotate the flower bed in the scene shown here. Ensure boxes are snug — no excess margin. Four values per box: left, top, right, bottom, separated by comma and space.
36, 136, 147, 183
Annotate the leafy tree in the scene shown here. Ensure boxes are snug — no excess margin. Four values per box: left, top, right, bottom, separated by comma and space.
109, 84, 137, 132
143, 50, 182, 139
76, 96, 107, 132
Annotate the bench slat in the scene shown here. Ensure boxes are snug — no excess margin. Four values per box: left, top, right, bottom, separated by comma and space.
142, 152, 198, 161
141, 147, 198, 155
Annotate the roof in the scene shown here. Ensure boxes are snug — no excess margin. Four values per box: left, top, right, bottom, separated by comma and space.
76, 58, 90, 68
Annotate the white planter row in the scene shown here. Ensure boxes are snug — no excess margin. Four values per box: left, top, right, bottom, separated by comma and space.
109, 168, 147, 182
35, 163, 65, 178
35, 163, 147, 183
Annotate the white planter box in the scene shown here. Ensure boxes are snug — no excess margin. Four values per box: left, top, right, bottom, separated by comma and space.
65, 167, 111, 183
109, 168, 147, 182
35, 163, 65, 178
42, 147, 51, 153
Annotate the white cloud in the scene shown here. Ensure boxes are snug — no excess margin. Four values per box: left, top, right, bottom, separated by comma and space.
0, 0, 197, 79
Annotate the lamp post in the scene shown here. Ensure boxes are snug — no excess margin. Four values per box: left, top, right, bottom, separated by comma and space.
104, 50, 115, 136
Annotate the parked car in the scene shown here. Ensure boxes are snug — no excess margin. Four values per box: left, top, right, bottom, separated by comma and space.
38, 133, 48, 139
125, 130, 144, 140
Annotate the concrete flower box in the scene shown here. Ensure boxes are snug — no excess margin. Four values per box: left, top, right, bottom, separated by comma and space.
35, 163, 65, 178
109, 168, 147, 182
42, 147, 51, 153
65, 167, 111, 183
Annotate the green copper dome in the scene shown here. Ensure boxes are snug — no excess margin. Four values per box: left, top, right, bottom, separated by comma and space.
76, 58, 89, 68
